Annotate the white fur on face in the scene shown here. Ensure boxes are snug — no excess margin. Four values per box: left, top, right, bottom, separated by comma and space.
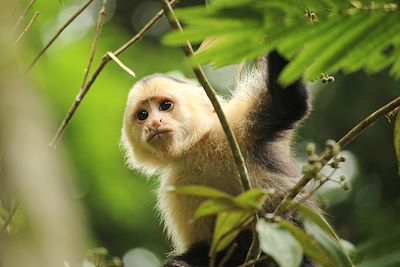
121, 76, 215, 174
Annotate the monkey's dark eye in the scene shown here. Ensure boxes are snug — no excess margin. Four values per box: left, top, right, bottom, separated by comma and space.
137, 110, 148, 121
159, 101, 173, 111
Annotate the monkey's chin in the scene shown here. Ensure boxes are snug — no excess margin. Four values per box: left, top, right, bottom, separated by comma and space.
147, 132, 174, 152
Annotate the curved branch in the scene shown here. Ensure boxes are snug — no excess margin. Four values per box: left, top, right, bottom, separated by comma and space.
274, 96, 400, 216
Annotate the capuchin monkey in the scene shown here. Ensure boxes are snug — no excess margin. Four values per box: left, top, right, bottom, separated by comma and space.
121, 52, 313, 267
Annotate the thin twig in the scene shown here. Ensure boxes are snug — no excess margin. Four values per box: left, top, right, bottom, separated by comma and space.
79, 0, 108, 92
237, 255, 269, 267
13, 11, 40, 46
107, 52, 136, 77
25, 0, 96, 74
1, 203, 18, 233
13, 0, 36, 32
158, 0, 251, 192
274, 96, 400, 216
299, 169, 336, 205
49, 0, 108, 149
243, 222, 261, 267
48, 0, 179, 149
217, 242, 238, 267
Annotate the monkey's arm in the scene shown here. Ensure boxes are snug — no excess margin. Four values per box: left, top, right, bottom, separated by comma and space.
263, 51, 310, 136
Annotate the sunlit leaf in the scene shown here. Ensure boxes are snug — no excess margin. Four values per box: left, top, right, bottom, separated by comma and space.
257, 220, 303, 267
210, 212, 252, 255
279, 220, 336, 267
193, 198, 238, 220
296, 203, 340, 241
193, 188, 267, 220
304, 219, 354, 267
166, 185, 233, 199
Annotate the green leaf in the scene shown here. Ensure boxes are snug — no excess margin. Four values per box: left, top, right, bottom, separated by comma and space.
210, 212, 252, 255
279, 12, 365, 86
193, 198, 238, 220
279, 220, 336, 267
233, 188, 268, 210
306, 11, 385, 80
394, 112, 400, 175
304, 219, 354, 267
167, 185, 233, 199
340, 14, 400, 73
257, 220, 303, 267
296, 204, 340, 241
193, 188, 267, 220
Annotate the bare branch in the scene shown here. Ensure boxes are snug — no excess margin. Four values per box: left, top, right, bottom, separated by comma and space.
49, 0, 109, 149
274, 96, 400, 216
48, 0, 179, 149
25, 0, 96, 74
158, 0, 252, 192
13, 0, 36, 32
107, 52, 136, 77
13, 11, 40, 46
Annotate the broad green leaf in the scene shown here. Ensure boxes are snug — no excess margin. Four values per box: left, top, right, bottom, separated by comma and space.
193, 198, 238, 220
233, 188, 268, 210
167, 185, 233, 199
193, 188, 267, 220
279, 220, 336, 267
257, 220, 303, 267
210, 212, 252, 255
296, 204, 340, 241
394, 112, 400, 175
304, 219, 354, 267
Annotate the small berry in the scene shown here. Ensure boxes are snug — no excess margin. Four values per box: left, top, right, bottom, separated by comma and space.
327, 76, 335, 83
306, 143, 316, 156
322, 77, 328, 83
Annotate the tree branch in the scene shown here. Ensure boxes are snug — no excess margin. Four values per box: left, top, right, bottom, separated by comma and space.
274, 96, 400, 216
48, 0, 179, 149
13, 11, 39, 46
12, 0, 36, 32
25, 0, 96, 74
158, 0, 251, 192
49, 0, 108, 149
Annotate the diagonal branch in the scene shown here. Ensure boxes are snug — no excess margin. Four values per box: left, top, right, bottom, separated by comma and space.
13, 11, 40, 46
158, 0, 251, 192
13, 0, 36, 32
49, 0, 108, 149
48, 0, 179, 149
274, 96, 400, 216
25, 0, 96, 74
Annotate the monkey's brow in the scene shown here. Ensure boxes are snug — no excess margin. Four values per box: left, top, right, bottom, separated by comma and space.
138, 95, 171, 106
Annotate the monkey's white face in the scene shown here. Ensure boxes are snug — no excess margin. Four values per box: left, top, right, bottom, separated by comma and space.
122, 76, 215, 172
132, 95, 180, 151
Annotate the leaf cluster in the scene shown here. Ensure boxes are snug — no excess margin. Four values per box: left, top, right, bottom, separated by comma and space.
163, 0, 400, 86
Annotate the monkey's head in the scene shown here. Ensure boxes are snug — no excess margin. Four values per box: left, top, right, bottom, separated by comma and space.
121, 74, 215, 174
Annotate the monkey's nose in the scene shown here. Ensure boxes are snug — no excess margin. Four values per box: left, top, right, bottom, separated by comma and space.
148, 119, 162, 129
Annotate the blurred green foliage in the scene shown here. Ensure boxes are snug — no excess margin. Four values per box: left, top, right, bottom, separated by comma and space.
14, 0, 400, 264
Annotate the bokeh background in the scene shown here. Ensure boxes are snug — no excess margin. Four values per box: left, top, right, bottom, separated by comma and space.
1, 0, 399, 266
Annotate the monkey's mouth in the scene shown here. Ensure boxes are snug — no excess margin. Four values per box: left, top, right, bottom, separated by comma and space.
147, 129, 173, 143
